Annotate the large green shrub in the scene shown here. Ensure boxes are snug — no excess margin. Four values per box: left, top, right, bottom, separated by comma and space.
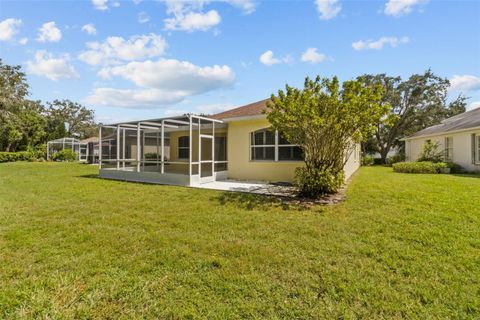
393, 161, 449, 174
0, 151, 36, 163
418, 140, 444, 163
294, 166, 344, 197
361, 155, 375, 166
385, 153, 406, 167
51, 149, 77, 162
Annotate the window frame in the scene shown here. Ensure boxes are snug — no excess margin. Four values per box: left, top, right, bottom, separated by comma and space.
178, 136, 189, 160
476, 134, 480, 164
249, 128, 303, 162
444, 136, 453, 162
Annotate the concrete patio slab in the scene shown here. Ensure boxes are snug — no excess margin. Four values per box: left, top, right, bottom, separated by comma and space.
191, 180, 296, 197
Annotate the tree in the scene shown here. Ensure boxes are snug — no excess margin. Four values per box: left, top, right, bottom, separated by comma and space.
358, 70, 466, 163
267, 76, 387, 197
0, 59, 31, 151
46, 99, 97, 139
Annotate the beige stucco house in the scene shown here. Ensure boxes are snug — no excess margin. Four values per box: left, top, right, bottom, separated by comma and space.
98, 99, 361, 186
403, 107, 480, 173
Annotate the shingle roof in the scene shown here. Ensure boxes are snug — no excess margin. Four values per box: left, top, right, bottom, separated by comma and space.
82, 136, 99, 143
406, 107, 480, 139
211, 99, 270, 120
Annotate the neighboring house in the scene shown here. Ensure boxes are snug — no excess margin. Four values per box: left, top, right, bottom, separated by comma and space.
403, 107, 480, 173
98, 99, 361, 186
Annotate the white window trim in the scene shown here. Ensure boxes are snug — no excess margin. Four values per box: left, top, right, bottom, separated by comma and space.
250, 129, 303, 162
476, 135, 480, 164
445, 136, 453, 162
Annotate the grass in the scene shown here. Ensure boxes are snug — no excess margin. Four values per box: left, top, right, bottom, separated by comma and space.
0, 162, 479, 319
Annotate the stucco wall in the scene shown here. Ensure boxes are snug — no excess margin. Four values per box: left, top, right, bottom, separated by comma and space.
344, 143, 361, 180
226, 118, 360, 183
406, 130, 480, 172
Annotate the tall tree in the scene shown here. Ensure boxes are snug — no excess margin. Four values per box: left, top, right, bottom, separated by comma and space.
267, 76, 387, 197
358, 70, 466, 162
0, 59, 45, 151
46, 99, 97, 139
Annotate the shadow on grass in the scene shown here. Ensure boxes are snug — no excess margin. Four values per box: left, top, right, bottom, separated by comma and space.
451, 173, 480, 179
216, 191, 294, 211
78, 173, 101, 179
214, 191, 318, 211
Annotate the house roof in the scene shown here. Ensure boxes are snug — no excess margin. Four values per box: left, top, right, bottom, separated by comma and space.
211, 99, 270, 120
405, 107, 480, 139
82, 136, 99, 143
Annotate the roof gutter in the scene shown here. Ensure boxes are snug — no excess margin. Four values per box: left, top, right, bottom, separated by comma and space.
220, 114, 267, 123
401, 125, 480, 141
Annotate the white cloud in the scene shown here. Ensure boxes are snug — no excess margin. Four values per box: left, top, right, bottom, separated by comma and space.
0, 18, 22, 41
225, 0, 257, 14
259, 50, 290, 66
78, 33, 167, 66
301, 48, 327, 63
132, 0, 142, 4
468, 101, 480, 111
92, 0, 108, 10
26, 51, 79, 81
99, 59, 235, 91
19, 37, 28, 45
81, 23, 97, 35
138, 12, 150, 24
195, 103, 234, 114
86, 58, 235, 108
449, 75, 480, 92
384, 0, 429, 17
36, 21, 62, 42
352, 36, 409, 50
160, 0, 256, 32
85, 88, 188, 108
165, 10, 221, 32
315, 0, 341, 20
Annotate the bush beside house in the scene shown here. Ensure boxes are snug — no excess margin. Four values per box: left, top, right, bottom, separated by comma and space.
393, 161, 450, 174
51, 149, 77, 162
0, 152, 36, 163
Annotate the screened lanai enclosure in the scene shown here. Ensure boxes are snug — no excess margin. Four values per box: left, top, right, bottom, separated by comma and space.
99, 114, 227, 186
47, 137, 88, 161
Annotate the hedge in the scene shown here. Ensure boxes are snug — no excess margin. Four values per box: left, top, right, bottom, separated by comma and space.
392, 161, 450, 174
0, 151, 36, 163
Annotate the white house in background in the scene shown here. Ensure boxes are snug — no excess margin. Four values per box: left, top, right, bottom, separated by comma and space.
403, 107, 480, 173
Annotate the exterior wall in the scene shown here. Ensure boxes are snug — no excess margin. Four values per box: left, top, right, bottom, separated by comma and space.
344, 143, 361, 180
226, 118, 360, 183
406, 129, 480, 172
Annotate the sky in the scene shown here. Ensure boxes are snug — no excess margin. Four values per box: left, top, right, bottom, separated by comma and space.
1, 0, 479, 124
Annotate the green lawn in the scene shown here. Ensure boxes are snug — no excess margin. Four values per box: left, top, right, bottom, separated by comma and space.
0, 163, 479, 319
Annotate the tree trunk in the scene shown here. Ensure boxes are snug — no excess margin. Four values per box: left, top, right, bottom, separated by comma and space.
379, 148, 389, 164
5, 143, 11, 152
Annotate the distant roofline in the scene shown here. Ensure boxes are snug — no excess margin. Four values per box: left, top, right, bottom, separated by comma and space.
402, 125, 480, 141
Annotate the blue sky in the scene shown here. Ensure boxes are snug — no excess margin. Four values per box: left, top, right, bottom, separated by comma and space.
1, 0, 479, 124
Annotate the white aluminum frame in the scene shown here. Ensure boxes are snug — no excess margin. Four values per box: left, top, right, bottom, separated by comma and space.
47, 137, 89, 162
98, 114, 227, 186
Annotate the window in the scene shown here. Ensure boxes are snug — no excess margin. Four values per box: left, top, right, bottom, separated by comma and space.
445, 137, 453, 161
178, 136, 189, 159
250, 129, 303, 161
278, 134, 303, 161
250, 129, 275, 160
476, 135, 480, 164
215, 136, 227, 161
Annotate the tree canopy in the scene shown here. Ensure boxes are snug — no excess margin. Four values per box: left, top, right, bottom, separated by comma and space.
267, 76, 388, 197
357, 70, 466, 162
0, 60, 98, 152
